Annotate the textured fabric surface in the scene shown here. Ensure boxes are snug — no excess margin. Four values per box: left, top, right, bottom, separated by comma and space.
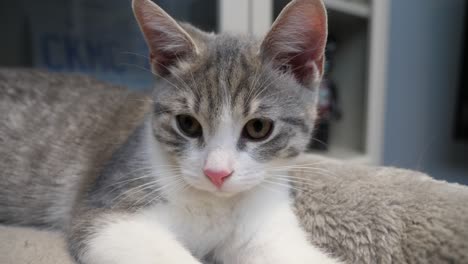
292, 156, 468, 264
1, 156, 467, 264
0, 225, 73, 264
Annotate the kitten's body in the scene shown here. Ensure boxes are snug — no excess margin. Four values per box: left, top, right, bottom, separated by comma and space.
0, 70, 335, 264
0, 69, 150, 228
0, 0, 340, 263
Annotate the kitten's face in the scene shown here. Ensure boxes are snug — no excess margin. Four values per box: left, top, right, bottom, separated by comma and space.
152, 37, 317, 195
133, 0, 327, 196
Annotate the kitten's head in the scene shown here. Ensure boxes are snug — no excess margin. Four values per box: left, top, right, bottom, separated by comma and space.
133, 0, 327, 196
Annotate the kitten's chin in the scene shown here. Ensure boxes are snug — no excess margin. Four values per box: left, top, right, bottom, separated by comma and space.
183, 179, 257, 198
184, 186, 238, 198
190, 185, 248, 198
210, 190, 238, 198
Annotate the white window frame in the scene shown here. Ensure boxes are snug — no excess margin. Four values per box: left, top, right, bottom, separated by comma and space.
219, 0, 272, 36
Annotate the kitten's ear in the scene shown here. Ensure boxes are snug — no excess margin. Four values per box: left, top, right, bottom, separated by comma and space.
132, 0, 198, 75
260, 0, 327, 86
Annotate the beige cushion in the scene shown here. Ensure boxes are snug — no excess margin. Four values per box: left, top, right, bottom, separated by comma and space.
0, 225, 73, 264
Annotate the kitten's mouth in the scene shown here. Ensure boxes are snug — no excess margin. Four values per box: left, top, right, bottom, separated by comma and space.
182, 176, 253, 198
190, 182, 239, 197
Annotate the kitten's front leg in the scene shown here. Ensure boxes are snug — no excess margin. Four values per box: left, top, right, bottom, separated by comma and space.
68, 210, 201, 264
220, 191, 340, 264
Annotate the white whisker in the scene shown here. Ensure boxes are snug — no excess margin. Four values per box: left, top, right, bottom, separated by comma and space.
110, 174, 183, 207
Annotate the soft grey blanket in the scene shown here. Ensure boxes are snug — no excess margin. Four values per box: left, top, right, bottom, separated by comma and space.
1, 156, 467, 264
292, 156, 468, 263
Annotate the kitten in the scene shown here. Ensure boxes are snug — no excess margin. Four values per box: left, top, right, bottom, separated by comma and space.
0, 0, 340, 263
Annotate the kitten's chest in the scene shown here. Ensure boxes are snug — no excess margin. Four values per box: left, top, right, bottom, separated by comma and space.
138, 185, 291, 259
146, 199, 238, 258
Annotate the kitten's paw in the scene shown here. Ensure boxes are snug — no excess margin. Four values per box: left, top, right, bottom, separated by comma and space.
77, 213, 203, 264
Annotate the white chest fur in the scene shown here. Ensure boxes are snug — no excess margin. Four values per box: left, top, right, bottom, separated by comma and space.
139, 183, 292, 259
84, 180, 339, 264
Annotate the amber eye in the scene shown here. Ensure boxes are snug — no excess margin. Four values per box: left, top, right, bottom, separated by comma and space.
176, 115, 202, 138
243, 118, 274, 141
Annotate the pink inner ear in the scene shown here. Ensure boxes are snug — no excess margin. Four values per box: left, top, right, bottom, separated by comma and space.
261, 0, 327, 85
133, 0, 196, 76
150, 49, 188, 76
144, 25, 193, 76
286, 45, 325, 84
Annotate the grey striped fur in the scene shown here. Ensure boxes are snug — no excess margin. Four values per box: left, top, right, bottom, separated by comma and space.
152, 25, 318, 161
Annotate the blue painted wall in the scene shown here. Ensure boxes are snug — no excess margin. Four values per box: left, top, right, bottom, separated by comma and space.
383, 0, 468, 184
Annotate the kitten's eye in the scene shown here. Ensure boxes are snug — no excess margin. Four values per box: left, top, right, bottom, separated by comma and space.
243, 118, 274, 141
176, 115, 202, 138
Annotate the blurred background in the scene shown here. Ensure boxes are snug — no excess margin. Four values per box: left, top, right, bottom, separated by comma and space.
0, 0, 467, 184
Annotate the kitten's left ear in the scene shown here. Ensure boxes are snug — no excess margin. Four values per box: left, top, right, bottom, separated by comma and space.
132, 0, 198, 75
260, 0, 328, 87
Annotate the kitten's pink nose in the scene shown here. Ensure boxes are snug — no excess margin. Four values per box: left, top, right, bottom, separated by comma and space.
203, 169, 232, 188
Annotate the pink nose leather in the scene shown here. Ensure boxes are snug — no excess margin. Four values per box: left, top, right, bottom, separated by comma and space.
203, 169, 232, 188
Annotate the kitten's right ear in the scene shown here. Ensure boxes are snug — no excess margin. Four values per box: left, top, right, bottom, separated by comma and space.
132, 0, 198, 75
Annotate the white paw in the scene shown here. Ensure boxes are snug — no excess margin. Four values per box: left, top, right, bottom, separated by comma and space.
81, 214, 202, 264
